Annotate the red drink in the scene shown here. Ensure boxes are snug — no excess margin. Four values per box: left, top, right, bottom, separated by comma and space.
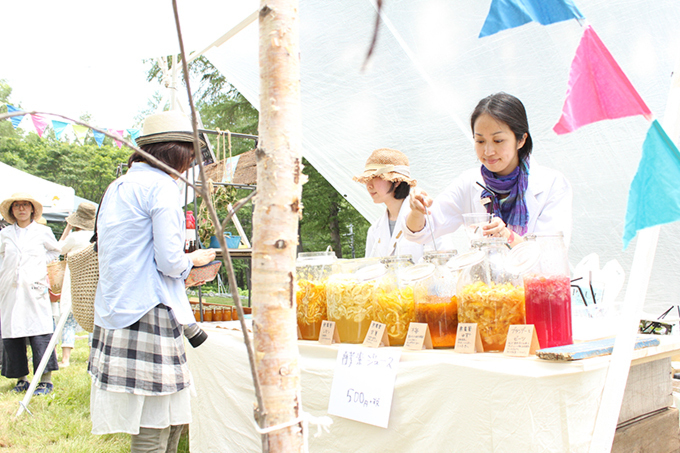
524, 274, 572, 349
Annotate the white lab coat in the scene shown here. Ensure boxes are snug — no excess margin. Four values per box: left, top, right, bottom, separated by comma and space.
0, 222, 61, 338
403, 162, 573, 248
365, 199, 434, 262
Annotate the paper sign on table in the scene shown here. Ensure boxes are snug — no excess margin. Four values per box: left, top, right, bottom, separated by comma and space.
363, 321, 390, 348
504, 325, 540, 357
328, 344, 401, 428
403, 322, 433, 350
318, 320, 340, 345
455, 323, 483, 353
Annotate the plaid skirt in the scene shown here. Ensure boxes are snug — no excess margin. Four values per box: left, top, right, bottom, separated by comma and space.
88, 304, 191, 396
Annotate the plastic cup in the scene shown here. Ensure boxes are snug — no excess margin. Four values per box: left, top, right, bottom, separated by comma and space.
463, 213, 492, 241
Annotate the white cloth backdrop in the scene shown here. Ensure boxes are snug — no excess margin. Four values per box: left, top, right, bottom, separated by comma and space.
203, 0, 680, 317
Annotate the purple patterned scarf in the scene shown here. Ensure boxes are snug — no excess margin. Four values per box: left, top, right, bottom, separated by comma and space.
480, 159, 529, 235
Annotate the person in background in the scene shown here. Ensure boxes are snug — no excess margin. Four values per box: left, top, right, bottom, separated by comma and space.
88, 110, 215, 453
56, 201, 97, 367
353, 148, 437, 263
406, 92, 572, 248
0, 193, 61, 395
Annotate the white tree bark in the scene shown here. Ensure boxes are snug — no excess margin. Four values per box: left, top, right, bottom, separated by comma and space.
254, 0, 304, 451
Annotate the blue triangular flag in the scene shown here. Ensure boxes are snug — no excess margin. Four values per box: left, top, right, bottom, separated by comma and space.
6, 104, 25, 129
479, 0, 584, 38
623, 120, 680, 249
126, 128, 141, 146
52, 120, 70, 141
93, 129, 105, 148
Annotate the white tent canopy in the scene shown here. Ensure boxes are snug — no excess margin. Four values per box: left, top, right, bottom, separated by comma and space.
202, 0, 680, 317
4, 0, 680, 316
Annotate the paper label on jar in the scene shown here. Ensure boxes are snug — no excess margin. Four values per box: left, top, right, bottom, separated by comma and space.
328, 344, 401, 428
403, 323, 433, 351
319, 320, 340, 345
363, 321, 390, 348
504, 325, 539, 357
455, 323, 483, 353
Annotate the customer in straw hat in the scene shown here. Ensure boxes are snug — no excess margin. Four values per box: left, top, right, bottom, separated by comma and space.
0, 192, 61, 395
55, 201, 97, 367
354, 148, 439, 262
88, 110, 215, 452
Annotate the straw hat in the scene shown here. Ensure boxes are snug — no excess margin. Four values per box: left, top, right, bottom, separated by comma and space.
136, 110, 206, 147
352, 148, 417, 187
65, 202, 96, 231
0, 192, 43, 224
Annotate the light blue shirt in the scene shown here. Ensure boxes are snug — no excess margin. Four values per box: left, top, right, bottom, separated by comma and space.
94, 162, 194, 329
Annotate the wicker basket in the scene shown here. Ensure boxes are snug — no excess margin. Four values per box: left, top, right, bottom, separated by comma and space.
68, 243, 99, 332
46, 260, 67, 294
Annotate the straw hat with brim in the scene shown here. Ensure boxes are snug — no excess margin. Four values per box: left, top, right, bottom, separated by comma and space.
0, 192, 43, 224
65, 202, 97, 231
136, 110, 206, 147
352, 148, 417, 187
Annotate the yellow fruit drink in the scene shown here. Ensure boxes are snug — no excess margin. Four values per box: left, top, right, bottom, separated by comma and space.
296, 279, 328, 340
458, 281, 525, 351
326, 277, 376, 343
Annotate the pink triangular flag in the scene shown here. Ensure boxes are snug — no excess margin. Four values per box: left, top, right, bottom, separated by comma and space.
31, 115, 49, 137
553, 26, 652, 135
109, 128, 124, 148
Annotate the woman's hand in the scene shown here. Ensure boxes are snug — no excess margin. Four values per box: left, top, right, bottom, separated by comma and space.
188, 249, 216, 267
406, 187, 432, 233
481, 216, 507, 237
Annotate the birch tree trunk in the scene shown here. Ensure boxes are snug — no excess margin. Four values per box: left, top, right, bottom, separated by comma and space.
254, 0, 304, 451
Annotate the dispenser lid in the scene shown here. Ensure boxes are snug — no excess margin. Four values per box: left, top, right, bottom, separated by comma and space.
296, 251, 337, 266
446, 250, 485, 271
506, 241, 541, 275
353, 263, 387, 281
397, 263, 436, 285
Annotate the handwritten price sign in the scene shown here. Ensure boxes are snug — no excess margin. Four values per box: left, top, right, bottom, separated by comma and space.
328, 344, 401, 428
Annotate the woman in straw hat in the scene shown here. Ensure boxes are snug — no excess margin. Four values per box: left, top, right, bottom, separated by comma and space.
87, 110, 215, 452
0, 192, 61, 395
354, 148, 437, 262
406, 92, 572, 248
55, 201, 97, 367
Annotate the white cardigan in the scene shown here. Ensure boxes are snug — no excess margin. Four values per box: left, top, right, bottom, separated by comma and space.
404, 162, 573, 248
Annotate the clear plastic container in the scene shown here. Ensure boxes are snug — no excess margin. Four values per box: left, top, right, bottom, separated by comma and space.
455, 238, 526, 352
522, 233, 573, 349
326, 258, 382, 343
372, 256, 416, 346
413, 251, 459, 348
295, 251, 337, 340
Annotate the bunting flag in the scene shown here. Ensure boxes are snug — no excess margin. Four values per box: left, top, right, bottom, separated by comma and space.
31, 115, 49, 137
6, 104, 25, 129
72, 125, 89, 144
93, 129, 106, 148
623, 120, 680, 249
553, 26, 652, 135
479, 0, 584, 38
109, 128, 124, 148
126, 128, 141, 146
51, 120, 70, 140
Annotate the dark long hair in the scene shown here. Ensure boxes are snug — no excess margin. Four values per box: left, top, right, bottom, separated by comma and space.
128, 141, 195, 174
470, 92, 533, 163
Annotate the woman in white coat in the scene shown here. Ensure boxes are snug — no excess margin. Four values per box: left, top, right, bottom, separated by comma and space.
406, 93, 572, 248
0, 192, 61, 395
354, 148, 432, 262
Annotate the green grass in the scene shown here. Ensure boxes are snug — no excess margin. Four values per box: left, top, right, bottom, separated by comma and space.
0, 336, 191, 452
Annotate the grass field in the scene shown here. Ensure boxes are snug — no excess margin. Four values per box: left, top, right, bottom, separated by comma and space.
0, 336, 190, 452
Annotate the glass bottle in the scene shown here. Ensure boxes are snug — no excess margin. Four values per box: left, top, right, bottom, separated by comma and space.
372, 255, 416, 346
413, 251, 459, 348
522, 233, 573, 349
456, 238, 525, 352
295, 251, 337, 340
326, 257, 383, 343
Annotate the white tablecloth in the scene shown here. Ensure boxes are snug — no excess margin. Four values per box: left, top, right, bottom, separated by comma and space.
186, 322, 680, 453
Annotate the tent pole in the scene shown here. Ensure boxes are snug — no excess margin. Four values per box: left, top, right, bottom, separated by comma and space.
187, 10, 258, 64
589, 51, 680, 453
